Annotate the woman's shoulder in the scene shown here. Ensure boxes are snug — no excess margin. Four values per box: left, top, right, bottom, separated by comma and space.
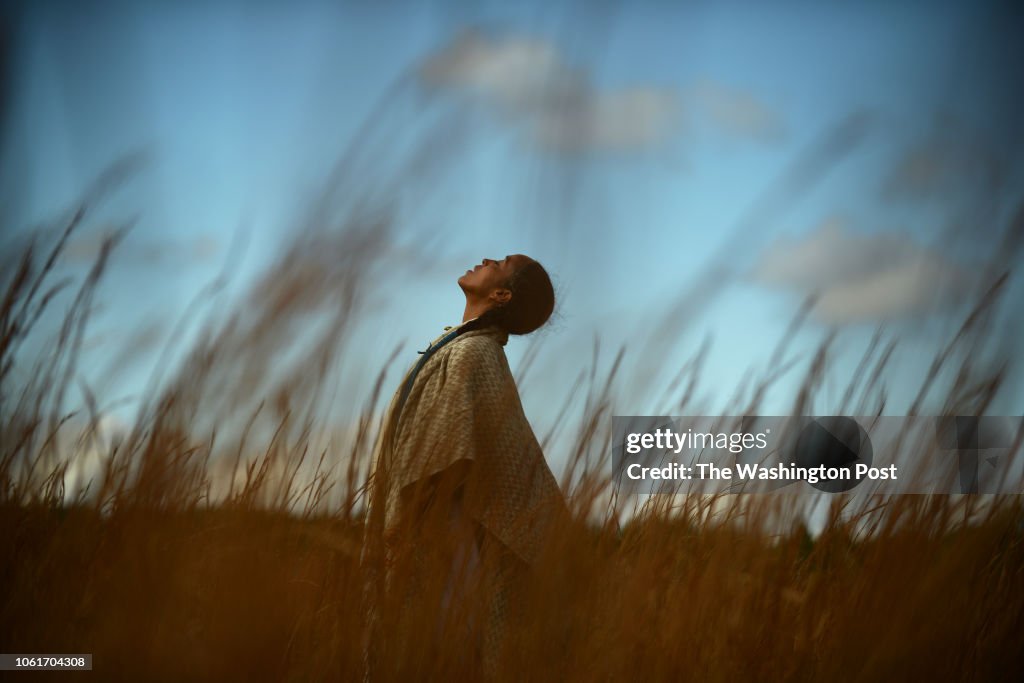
451, 326, 507, 353
439, 329, 509, 371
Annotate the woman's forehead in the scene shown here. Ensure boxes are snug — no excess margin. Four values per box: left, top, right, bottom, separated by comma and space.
506, 254, 532, 267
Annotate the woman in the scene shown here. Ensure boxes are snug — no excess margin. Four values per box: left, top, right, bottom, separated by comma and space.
362, 254, 566, 678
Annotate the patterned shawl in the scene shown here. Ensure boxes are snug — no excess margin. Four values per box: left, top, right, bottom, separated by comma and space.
366, 321, 565, 567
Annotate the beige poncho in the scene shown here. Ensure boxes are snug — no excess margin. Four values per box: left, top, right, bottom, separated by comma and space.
366, 321, 565, 567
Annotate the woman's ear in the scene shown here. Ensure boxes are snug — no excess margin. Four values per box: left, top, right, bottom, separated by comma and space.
489, 288, 512, 305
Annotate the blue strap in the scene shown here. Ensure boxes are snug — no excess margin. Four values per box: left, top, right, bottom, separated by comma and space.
393, 325, 466, 429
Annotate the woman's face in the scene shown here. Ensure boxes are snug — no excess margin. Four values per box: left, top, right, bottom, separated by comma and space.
458, 254, 532, 298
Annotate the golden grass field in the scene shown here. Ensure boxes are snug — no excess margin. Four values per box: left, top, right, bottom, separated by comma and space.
2, 172, 1023, 681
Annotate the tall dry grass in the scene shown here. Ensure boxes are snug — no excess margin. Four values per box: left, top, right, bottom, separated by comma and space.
1, 158, 1023, 682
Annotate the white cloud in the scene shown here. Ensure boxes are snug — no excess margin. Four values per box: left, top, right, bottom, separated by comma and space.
419, 31, 566, 107
417, 29, 681, 154
692, 80, 784, 141
529, 87, 681, 153
62, 233, 218, 266
752, 220, 975, 324
882, 122, 997, 201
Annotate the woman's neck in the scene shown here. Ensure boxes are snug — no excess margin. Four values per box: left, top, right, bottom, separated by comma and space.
462, 298, 494, 323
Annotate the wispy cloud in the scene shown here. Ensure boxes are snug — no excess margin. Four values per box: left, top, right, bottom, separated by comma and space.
881, 116, 1003, 204
752, 219, 975, 324
62, 234, 219, 266
691, 80, 785, 141
417, 29, 681, 155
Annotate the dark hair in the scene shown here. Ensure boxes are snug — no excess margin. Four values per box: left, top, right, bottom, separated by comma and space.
474, 259, 555, 336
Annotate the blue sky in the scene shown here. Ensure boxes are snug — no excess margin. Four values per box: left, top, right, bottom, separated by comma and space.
3, 0, 1023, 482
